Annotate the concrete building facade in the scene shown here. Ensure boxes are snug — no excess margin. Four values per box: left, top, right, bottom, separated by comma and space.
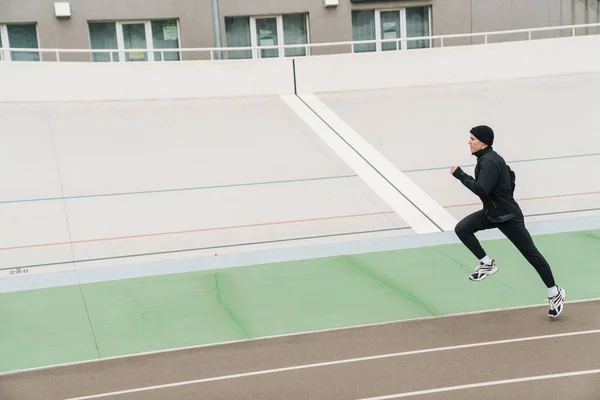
0, 0, 598, 62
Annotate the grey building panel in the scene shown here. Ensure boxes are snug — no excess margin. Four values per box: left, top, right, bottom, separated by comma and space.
1, 0, 215, 61
0, 0, 598, 61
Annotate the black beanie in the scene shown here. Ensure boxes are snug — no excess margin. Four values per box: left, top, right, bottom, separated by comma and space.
470, 125, 494, 146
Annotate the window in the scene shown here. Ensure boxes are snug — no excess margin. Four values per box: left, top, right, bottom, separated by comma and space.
0, 23, 40, 61
88, 20, 180, 62
224, 14, 309, 59
351, 6, 431, 53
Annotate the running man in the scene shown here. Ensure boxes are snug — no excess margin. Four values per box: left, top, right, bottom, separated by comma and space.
450, 125, 566, 318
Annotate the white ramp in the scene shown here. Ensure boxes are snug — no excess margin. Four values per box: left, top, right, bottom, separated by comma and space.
282, 94, 457, 234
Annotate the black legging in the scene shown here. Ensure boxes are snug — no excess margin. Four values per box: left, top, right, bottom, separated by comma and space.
454, 210, 556, 288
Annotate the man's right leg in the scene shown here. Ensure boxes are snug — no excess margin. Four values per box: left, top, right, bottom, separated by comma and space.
454, 210, 497, 281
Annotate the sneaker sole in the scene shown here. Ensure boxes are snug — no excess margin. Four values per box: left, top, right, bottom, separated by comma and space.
548, 288, 566, 319
469, 266, 498, 281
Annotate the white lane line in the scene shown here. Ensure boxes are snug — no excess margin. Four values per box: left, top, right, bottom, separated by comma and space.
281, 94, 441, 234
3, 297, 599, 378
62, 328, 600, 399
297, 93, 458, 232
356, 368, 600, 399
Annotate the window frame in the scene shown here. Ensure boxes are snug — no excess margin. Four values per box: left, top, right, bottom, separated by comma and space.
353, 5, 432, 52
226, 13, 310, 59
375, 8, 407, 51
87, 19, 182, 62
0, 23, 41, 62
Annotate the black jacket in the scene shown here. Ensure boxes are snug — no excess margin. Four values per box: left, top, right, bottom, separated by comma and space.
452, 146, 521, 223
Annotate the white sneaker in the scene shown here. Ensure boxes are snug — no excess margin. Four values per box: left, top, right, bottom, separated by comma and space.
469, 260, 498, 281
548, 287, 566, 319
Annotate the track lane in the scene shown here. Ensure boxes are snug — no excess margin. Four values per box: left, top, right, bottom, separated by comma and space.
1, 300, 599, 400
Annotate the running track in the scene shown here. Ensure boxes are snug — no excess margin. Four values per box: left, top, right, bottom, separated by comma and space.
1, 300, 599, 399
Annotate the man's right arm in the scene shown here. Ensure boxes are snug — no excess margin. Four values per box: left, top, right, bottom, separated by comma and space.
452, 160, 499, 197
452, 167, 479, 196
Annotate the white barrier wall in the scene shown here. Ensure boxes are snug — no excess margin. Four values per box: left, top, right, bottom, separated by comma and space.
0, 34, 599, 275
294, 35, 600, 93
1, 35, 599, 102
0, 58, 295, 102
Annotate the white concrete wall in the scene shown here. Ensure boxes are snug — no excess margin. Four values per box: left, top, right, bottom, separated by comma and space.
0, 97, 407, 274
1, 33, 599, 276
2, 35, 599, 102
0, 58, 295, 102
294, 35, 600, 93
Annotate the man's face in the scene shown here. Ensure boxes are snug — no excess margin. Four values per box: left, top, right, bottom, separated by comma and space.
468, 135, 487, 154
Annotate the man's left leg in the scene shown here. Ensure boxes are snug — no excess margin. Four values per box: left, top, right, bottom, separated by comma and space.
497, 213, 565, 318
454, 210, 497, 281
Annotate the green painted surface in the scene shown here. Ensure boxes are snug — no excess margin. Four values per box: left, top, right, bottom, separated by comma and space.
1, 229, 599, 372
81, 273, 249, 357
0, 286, 98, 372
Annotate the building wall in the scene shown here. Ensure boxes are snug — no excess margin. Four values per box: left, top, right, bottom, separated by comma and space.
0, 0, 215, 61
471, 0, 599, 42
216, 0, 473, 55
429, 0, 473, 46
0, 0, 599, 61
215, 0, 599, 51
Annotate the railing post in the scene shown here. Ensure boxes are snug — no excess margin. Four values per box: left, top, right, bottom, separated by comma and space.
440, 37, 444, 47
528, 31, 532, 40
484, 34, 488, 44
210, 50, 214, 60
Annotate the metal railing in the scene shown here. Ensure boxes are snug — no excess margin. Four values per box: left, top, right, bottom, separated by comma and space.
1, 22, 599, 62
